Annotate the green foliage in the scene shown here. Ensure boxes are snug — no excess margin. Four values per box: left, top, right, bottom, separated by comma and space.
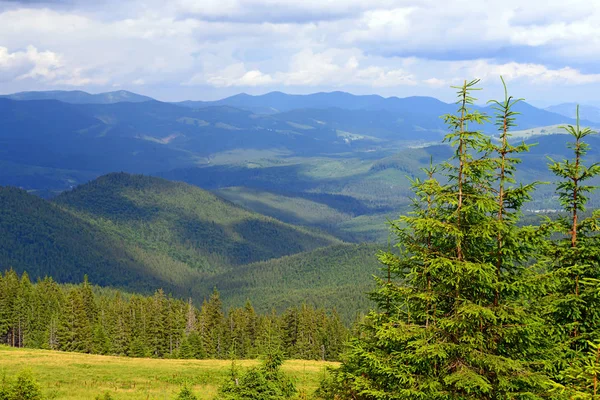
0, 173, 384, 318
541, 106, 600, 390
94, 392, 114, 400
218, 349, 296, 400
321, 78, 555, 399
0, 271, 349, 362
0, 371, 43, 400
175, 383, 197, 400
207, 243, 381, 323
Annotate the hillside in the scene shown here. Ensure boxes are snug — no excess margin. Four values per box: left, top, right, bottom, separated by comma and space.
0, 174, 394, 317
53, 173, 340, 268
204, 243, 383, 321
1, 92, 593, 198
1, 173, 340, 289
0, 185, 167, 291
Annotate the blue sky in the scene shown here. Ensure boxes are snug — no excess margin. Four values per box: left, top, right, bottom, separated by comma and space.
0, 0, 599, 106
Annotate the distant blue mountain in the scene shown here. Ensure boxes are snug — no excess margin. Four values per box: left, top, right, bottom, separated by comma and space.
545, 103, 600, 124
0, 90, 155, 104
176, 91, 457, 115
178, 91, 596, 132
481, 101, 596, 132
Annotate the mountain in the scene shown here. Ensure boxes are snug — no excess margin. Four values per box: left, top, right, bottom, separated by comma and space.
0, 172, 344, 293
177, 91, 592, 131
177, 91, 457, 115
545, 103, 600, 124
0, 172, 389, 317
53, 173, 340, 266
482, 101, 598, 132
0, 98, 193, 192
0, 185, 167, 291
0, 90, 155, 104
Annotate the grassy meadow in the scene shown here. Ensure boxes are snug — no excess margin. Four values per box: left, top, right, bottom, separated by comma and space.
0, 346, 337, 400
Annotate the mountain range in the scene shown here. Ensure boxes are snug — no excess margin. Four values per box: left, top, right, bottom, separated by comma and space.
1, 88, 599, 317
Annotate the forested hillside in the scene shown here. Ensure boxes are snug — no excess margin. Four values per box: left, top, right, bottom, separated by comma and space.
0, 173, 383, 319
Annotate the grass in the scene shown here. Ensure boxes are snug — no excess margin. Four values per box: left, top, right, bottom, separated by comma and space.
0, 346, 337, 400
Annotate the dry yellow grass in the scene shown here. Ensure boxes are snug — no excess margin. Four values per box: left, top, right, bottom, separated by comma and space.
0, 346, 338, 399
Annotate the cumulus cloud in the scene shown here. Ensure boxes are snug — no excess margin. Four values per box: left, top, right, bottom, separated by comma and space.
0, 45, 62, 81
1, 0, 600, 102
186, 63, 274, 87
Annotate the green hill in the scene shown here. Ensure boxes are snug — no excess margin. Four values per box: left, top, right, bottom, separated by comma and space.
205, 242, 383, 322
53, 173, 339, 267
0, 173, 389, 317
0, 185, 168, 291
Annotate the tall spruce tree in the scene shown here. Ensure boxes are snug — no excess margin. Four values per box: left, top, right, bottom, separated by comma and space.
544, 106, 600, 397
321, 79, 552, 399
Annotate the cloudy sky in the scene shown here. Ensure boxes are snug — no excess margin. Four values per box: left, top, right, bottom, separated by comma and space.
1, 0, 599, 106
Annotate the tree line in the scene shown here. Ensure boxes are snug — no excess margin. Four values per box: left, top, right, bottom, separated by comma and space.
0, 271, 348, 362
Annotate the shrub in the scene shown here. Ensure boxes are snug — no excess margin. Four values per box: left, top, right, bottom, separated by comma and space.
175, 384, 197, 400
3, 371, 43, 400
218, 351, 296, 400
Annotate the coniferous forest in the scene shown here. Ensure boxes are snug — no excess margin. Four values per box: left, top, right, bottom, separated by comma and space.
0, 271, 348, 362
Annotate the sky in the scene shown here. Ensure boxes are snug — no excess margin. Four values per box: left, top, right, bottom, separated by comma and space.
1, 0, 599, 106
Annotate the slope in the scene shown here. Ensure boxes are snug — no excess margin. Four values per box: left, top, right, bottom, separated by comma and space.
202, 243, 383, 322
0, 186, 171, 291
52, 173, 341, 268
1, 173, 342, 297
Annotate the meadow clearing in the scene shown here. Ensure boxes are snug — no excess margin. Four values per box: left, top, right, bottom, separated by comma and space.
0, 346, 337, 399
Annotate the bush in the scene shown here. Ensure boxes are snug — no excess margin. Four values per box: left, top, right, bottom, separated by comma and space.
94, 392, 114, 400
175, 384, 197, 400
0, 371, 43, 400
218, 351, 296, 400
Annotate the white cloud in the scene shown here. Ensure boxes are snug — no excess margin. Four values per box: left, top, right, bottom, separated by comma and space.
0, 45, 63, 81
188, 49, 416, 88
1, 0, 600, 102
0, 45, 105, 86
186, 63, 274, 87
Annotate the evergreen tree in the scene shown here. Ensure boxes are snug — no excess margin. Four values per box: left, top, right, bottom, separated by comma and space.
200, 289, 225, 358
148, 289, 169, 358
57, 289, 92, 353
321, 79, 552, 399
543, 105, 600, 395
0, 270, 19, 347
218, 348, 296, 400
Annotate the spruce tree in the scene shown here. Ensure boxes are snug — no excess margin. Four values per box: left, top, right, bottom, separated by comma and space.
543, 106, 600, 396
322, 79, 551, 399
57, 289, 92, 353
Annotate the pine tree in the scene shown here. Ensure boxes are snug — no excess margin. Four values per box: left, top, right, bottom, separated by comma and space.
322, 79, 552, 399
57, 289, 92, 353
544, 105, 600, 395
148, 289, 168, 357
0, 270, 19, 347
200, 288, 225, 358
